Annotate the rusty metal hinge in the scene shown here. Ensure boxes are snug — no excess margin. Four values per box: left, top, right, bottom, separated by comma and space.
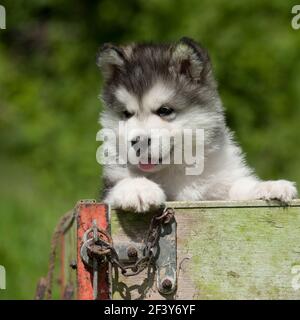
155, 213, 177, 295
113, 211, 177, 295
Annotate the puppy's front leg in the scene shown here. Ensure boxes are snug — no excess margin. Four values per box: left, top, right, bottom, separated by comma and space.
104, 177, 166, 212
229, 177, 298, 202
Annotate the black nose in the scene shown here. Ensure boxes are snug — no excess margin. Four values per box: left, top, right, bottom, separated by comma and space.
131, 136, 140, 147
131, 136, 151, 150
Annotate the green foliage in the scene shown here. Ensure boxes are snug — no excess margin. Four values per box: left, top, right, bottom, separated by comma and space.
0, 0, 299, 299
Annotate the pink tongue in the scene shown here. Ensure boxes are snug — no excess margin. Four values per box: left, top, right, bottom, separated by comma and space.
138, 163, 156, 171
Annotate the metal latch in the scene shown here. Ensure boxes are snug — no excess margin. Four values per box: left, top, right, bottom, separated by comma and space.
113, 212, 177, 295
155, 213, 177, 294
80, 208, 177, 296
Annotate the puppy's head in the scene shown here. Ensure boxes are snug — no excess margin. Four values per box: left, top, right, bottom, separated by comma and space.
98, 37, 225, 174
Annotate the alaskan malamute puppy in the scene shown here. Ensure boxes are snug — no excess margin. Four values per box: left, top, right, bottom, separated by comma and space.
98, 37, 297, 212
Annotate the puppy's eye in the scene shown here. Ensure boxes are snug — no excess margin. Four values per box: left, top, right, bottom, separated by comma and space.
123, 110, 133, 119
156, 105, 174, 117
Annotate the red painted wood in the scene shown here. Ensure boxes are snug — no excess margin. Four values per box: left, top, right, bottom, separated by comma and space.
76, 202, 110, 300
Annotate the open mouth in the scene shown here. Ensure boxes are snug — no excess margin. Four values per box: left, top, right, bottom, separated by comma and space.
137, 145, 174, 172
138, 163, 157, 171
138, 156, 163, 171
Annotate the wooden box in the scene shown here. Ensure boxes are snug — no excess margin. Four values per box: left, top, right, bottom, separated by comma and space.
61, 200, 300, 300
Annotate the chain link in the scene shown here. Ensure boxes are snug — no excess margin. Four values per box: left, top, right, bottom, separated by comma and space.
81, 207, 175, 277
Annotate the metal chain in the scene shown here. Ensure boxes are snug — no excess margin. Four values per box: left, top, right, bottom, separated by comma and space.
81, 207, 175, 277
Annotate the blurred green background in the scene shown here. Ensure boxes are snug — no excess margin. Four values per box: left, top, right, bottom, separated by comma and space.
0, 0, 299, 299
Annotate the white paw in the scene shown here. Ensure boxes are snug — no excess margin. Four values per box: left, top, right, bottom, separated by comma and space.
253, 180, 298, 202
104, 177, 166, 212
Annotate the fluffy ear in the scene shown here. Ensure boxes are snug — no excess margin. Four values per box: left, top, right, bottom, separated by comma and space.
97, 43, 126, 80
171, 37, 212, 83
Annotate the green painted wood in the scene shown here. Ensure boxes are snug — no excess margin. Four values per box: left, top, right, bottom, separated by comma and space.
110, 200, 300, 300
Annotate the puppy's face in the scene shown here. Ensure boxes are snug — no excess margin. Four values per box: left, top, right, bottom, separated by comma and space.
99, 38, 223, 174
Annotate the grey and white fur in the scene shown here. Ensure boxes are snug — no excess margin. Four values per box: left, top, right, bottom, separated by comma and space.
98, 37, 298, 212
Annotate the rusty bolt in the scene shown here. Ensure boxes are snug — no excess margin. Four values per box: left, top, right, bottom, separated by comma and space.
127, 246, 138, 259
69, 260, 77, 270
161, 278, 173, 291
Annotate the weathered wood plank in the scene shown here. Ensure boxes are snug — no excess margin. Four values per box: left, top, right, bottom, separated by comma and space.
163, 199, 300, 208
111, 200, 300, 300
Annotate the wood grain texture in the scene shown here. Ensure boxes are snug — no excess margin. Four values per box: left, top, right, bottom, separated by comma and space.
111, 200, 300, 300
